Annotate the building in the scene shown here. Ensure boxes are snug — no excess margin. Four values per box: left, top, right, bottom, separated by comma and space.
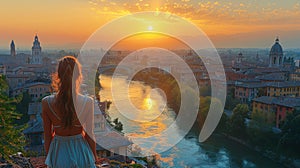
11, 81, 50, 100
26, 82, 51, 101
0, 64, 6, 75
295, 60, 300, 67
255, 72, 287, 82
23, 102, 44, 152
6, 73, 31, 90
274, 97, 300, 128
290, 68, 300, 81
31, 35, 42, 64
1, 35, 55, 93
252, 96, 277, 114
234, 83, 263, 104
23, 116, 44, 155
28, 102, 42, 121
10, 40, 16, 56
234, 79, 264, 104
265, 81, 300, 97
269, 37, 283, 67
252, 96, 300, 128
0, 53, 31, 66
234, 80, 300, 104
93, 100, 132, 160
232, 52, 248, 72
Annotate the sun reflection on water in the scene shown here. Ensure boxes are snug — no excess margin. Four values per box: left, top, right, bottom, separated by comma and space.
143, 97, 153, 110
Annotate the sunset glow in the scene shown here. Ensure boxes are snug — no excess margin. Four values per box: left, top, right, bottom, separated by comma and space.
110, 33, 190, 50
0, 0, 300, 49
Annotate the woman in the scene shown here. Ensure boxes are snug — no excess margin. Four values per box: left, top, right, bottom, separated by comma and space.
42, 56, 97, 167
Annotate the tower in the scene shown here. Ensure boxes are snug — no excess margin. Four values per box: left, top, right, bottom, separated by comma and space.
256, 52, 259, 61
236, 52, 244, 64
10, 40, 16, 56
31, 34, 42, 64
269, 37, 283, 67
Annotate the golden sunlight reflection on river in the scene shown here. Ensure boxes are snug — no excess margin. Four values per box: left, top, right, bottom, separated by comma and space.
98, 75, 180, 153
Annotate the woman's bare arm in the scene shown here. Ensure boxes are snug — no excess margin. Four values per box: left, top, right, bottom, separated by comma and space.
83, 97, 97, 160
41, 98, 54, 155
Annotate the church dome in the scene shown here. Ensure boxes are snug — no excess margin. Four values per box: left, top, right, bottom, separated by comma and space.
270, 37, 283, 54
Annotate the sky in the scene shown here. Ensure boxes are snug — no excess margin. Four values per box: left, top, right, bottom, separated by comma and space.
0, 0, 300, 50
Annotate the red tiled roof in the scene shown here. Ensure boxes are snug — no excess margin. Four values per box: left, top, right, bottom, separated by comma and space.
30, 157, 47, 168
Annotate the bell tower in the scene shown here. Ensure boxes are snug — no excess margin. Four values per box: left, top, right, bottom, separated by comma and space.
31, 34, 42, 64
10, 40, 16, 56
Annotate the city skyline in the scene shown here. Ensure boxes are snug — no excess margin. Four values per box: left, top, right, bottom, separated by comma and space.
0, 0, 300, 49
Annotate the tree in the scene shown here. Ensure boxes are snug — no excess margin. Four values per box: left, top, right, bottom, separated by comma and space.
278, 110, 300, 156
225, 87, 240, 110
250, 110, 275, 128
200, 85, 211, 97
247, 110, 277, 148
112, 118, 123, 132
0, 75, 26, 159
225, 95, 240, 111
15, 91, 31, 125
228, 104, 249, 137
197, 96, 211, 128
215, 113, 229, 133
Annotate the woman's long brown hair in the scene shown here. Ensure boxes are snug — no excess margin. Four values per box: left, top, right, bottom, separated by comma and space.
51, 56, 82, 128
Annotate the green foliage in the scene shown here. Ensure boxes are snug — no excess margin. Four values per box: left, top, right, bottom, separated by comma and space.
225, 87, 240, 110
199, 86, 211, 97
197, 96, 211, 128
215, 113, 229, 133
112, 118, 123, 132
110, 160, 145, 168
23, 150, 39, 157
15, 91, 31, 125
129, 164, 144, 168
0, 75, 27, 160
250, 110, 275, 128
198, 97, 226, 133
105, 115, 123, 132
94, 71, 102, 95
225, 97, 240, 111
247, 110, 278, 149
146, 155, 157, 168
278, 110, 300, 156
228, 104, 249, 137
86, 71, 102, 96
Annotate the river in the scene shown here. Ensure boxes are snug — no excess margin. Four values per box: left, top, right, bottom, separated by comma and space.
98, 75, 283, 168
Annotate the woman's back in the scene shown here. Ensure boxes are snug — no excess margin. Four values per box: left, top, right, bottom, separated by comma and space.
42, 94, 93, 136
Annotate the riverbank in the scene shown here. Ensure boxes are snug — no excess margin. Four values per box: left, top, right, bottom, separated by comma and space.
220, 133, 300, 168
131, 69, 181, 113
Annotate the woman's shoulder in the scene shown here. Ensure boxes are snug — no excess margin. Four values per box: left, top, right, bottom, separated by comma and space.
42, 94, 55, 102
78, 94, 94, 103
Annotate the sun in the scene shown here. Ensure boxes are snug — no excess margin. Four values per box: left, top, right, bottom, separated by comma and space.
147, 26, 153, 31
